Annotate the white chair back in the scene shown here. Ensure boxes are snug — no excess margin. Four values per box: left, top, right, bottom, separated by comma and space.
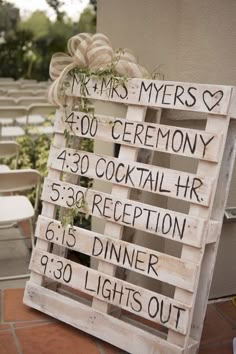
0, 98, 16, 106
0, 141, 19, 168
7, 89, 47, 97
0, 169, 41, 211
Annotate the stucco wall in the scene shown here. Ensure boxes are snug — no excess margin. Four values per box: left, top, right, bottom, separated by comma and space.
97, 0, 236, 84
95, 0, 236, 298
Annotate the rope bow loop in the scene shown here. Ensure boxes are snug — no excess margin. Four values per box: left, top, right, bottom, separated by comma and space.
48, 32, 149, 105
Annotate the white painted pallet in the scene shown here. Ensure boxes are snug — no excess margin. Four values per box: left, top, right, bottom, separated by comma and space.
24, 78, 236, 354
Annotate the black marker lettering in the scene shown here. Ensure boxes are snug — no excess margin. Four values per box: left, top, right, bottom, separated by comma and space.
144, 125, 155, 147
132, 206, 142, 226
172, 130, 184, 152
123, 247, 135, 268
84, 270, 96, 292
172, 217, 186, 239
173, 305, 186, 329
160, 301, 171, 324
162, 84, 174, 105
134, 250, 146, 272
138, 81, 153, 102
156, 128, 170, 150
174, 85, 185, 106
92, 194, 103, 215
147, 254, 159, 277
162, 213, 172, 235
131, 291, 142, 313
190, 178, 203, 202
114, 200, 122, 221
95, 158, 106, 178
122, 203, 132, 225
114, 163, 126, 183
148, 296, 159, 318
102, 197, 112, 218
134, 123, 145, 144
183, 133, 197, 154
153, 83, 164, 103
123, 122, 133, 143
200, 135, 214, 158
101, 278, 112, 300
111, 120, 122, 140
110, 243, 121, 263
92, 236, 103, 257
185, 86, 197, 107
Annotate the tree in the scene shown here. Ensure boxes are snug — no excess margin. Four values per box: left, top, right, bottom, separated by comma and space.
90, 0, 97, 12
46, 0, 65, 21
0, 29, 33, 79
0, 0, 19, 33
77, 6, 96, 34
19, 11, 50, 40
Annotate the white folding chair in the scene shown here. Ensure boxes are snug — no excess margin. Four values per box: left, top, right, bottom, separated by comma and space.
0, 98, 17, 107
15, 98, 49, 126
27, 103, 57, 135
7, 89, 47, 98
0, 169, 41, 281
0, 106, 26, 138
16, 96, 48, 106
0, 77, 14, 82
0, 141, 19, 170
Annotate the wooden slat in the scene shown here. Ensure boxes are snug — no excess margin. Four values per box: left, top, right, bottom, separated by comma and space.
190, 118, 236, 347
24, 281, 187, 354
167, 112, 231, 349
48, 146, 214, 206
66, 76, 232, 114
54, 109, 222, 162
29, 109, 65, 286
30, 248, 191, 334
91, 105, 148, 314
41, 177, 208, 248
36, 215, 199, 291
24, 77, 234, 354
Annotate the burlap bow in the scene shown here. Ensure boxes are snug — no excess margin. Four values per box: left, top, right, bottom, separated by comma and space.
48, 33, 149, 106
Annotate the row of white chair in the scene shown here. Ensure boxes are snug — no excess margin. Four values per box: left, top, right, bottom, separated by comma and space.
0, 103, 57, 138
0, 140, 42, 280
0, 89, 48, 98
0, 97, 48, 107
0, 141, 19, 170
0, 81, 50, 90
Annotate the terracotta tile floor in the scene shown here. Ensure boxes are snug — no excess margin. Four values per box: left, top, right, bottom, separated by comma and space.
0, 288, 235, 354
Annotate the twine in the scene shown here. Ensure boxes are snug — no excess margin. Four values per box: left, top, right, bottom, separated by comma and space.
48, 33, 149, 106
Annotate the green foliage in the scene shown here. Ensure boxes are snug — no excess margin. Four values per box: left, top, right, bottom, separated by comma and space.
16, 134, 51, 176
19, 11, 50, 40
0, 0, 19, 33
46, 0, 65, 21
0, 1, 97, 80
0, 29, 34, 79
77, 7, 96, 34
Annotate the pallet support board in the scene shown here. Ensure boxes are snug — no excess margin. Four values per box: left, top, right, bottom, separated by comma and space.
190, 116, 236, 347
167, 111, 231, 350
35, 215, 199, 292
54, 109, 222, 162
24, 281, 198, 354
24, 77, 235, 354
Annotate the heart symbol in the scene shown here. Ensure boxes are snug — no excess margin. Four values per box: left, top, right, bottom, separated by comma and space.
202, 90, 223, 112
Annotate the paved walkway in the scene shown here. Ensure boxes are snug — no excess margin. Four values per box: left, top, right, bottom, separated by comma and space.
0, 288, 235, 354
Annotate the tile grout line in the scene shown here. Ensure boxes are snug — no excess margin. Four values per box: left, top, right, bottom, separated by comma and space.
213, 302, 236, 327
200, 338, 234, 349
95, 339, 106, 354
12, 319, 54, 330
1, 289, 4, 323
10, 323, 23, 354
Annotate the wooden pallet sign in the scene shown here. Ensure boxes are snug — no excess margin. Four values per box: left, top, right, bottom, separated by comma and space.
24, 75, 236, 354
